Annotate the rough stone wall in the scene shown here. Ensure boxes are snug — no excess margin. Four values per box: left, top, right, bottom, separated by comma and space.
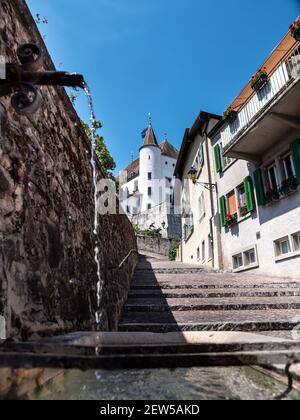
0, 0, 137, 339
137, 235, 179, 258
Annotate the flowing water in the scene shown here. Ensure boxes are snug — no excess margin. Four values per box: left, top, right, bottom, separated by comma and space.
83, 82, 103, 327
28, 367, 300, 400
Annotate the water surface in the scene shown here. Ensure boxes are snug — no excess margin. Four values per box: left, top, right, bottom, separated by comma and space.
29, 367, 300, 401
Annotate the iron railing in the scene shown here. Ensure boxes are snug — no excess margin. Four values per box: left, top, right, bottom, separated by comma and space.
221, 43, 300, 149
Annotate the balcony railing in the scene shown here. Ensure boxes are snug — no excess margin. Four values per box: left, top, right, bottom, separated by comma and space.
221, 43, 300, 149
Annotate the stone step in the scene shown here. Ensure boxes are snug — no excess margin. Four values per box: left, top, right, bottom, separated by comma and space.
118, 321, 299, 333
124, 296, 300, 313
130, 282, 300, 291
119, 308, 300, 333
127, 289, 300, 299
134, 269, 206, 275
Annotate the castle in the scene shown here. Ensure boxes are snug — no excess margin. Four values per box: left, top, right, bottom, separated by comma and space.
119, 122, 181, 239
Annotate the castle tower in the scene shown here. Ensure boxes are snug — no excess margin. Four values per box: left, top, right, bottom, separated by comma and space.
139, 122, 162, 213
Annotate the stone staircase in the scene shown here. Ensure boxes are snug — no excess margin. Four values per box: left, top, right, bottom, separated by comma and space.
119, 255, 300, 336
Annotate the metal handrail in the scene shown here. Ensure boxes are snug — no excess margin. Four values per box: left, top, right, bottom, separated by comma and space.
109, 249, 139, 270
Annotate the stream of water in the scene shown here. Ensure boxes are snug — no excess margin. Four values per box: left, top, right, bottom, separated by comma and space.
83, 82, 103, 327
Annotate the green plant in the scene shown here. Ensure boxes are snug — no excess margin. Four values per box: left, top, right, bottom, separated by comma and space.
169, 244, 179, 261
251, 68, 269, 90
223, 107, 238, 123
81, 119, 116, 180
289, 19, 300, 38
225, 213, 238, 227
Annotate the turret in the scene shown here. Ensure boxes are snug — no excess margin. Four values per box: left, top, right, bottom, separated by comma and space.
139, 123, 162, 212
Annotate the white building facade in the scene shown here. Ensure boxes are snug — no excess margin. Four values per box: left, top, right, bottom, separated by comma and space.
119, 124, 181, 238
209, 31, 300, 278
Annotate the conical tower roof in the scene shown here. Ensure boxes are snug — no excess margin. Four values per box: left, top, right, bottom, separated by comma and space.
142, 124, 159, 148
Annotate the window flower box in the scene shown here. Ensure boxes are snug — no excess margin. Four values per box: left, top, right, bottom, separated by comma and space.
225, 213, 238, 227
251, 68, 269, 92
289, 19, 300, 41
223, 107, 238, 124
265, 188, 280, 203
280, 176, 298, 195
239, 205, 249, 217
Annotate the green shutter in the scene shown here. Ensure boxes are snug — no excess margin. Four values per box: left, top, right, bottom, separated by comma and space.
244, 176, 255, 212
291, 139, 300, 184
253, 168, 266, 206
214, 144, 222, 173
182, 224, 186, 241
219, 196, 226, 227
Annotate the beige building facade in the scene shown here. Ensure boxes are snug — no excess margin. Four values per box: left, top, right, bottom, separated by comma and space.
174, 112, 223, 270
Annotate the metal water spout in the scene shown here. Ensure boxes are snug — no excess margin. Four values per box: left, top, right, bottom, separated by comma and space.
0, 44, 85, 115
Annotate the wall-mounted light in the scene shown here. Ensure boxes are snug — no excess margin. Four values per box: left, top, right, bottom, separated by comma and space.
187, 166, 217, 192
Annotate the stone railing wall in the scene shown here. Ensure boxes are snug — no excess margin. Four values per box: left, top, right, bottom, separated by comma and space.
0, 0, 138, 340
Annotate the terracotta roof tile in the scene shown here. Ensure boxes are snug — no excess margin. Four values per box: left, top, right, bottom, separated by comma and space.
159, 140, 179, 159
228, 32, 298, 112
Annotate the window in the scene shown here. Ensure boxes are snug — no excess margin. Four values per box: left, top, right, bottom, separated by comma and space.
232, 247, 258, 272
208, 235, 213, 261
165, 161, 168, 165
126, 206, 130, 214
293, 232, 300, 251
237, 184, 248, 217
244, 249, 256, 266
281, 153, 295, 180
197, 247, 200, 261
148, 173, 152, 180
202, 241, 206, 263
266, 162, 279, 191
274, 233, 300, 261
148, 187, 152, 197
227, 191, 237, 215
147, 204, 152, 210
274, 236, 291, 257
193, 144, 205, 173
198, 192, 206, 222
183, 212, 194, 241
222, 144, 234, 170
233, 253, 243, 270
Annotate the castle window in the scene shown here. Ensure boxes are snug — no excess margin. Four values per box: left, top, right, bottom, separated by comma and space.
148, 187, 152, 197
147, 204, 152, 210
148, 173, 152, 180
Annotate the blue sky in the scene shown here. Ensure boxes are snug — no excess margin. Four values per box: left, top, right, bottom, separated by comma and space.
26, 0, 299, 173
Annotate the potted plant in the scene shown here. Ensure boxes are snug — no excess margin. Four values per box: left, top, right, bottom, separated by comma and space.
239, 204, 248, 217
225, 213, 238, 227
251, 68, 269, 92
265, 188, 280, 203
223, 107, 238, 124
289, 19, 300, 41
280, 176, 298, 195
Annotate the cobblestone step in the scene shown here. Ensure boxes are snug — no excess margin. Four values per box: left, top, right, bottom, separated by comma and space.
130, 282, 300, 291
119, 321, 299, 333
124, 296, 300, 312
120, 256, 300, 337
120, 308, 300, 327
128, 289, 300, 299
